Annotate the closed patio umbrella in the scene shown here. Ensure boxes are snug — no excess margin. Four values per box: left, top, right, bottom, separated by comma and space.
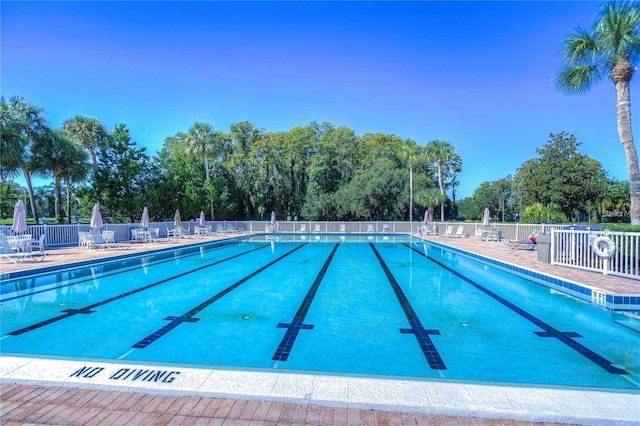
140, 207, 150, 229
483, 208, 490, 227
423, 210, 429, 226
270, 211, 276, 225
12, 200, 27, 234
174, 209, 181, 228
199, 211, 206, 227
90, 203, 103, 230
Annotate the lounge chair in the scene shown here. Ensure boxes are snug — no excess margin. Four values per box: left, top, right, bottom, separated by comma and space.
444, 225, 454, 237
1, 234, 45, 264
505, 241, 536, 250
299, 224, 307, 232
339, 224, 347, 233
382, 224, 390, 233
454, 225, 467, 238
90, 230, 129, 249
366, 224, 375, 233
313, 224, 321, 233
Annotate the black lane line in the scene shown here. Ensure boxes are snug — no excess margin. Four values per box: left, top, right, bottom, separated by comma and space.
370, 243, 446, 370
132, 243, 309, 349
1, 241, 238, 303
272, 243, 340, 362
405, 243, 627, 375
7, 244, 270, 336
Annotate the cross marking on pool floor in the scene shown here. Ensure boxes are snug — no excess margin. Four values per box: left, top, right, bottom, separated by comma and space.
405, 243, 628, 375
370, 243, 447, 370
7, 244, 271, 337
272, 243, 340, 362
132, 243, 309, 349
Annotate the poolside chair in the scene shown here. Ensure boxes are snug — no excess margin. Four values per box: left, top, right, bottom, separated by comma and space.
454, 225, 467, 238
102, 230, 116, 244
299, 224, 307, 233
313, 224, 321, 233
487, 228, 501, 242
382, 224, 390, 233
444, 225, 454, 237
28, 234, 46, 262
339, 224, 347, 233
0, 234, 45, 264
90, 230, 129, 250
78, 232, 95, 249
366, 224, 375, 233
505, 241, 536, 250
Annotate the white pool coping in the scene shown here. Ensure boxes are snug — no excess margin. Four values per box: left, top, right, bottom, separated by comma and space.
1, 356, 638, 425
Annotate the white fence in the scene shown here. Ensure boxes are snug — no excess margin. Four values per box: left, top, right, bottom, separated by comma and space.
551, 229, 640, 280
4, 220, 640, 279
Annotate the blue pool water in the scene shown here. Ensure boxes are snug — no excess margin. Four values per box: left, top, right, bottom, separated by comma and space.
1, 234, 639, 391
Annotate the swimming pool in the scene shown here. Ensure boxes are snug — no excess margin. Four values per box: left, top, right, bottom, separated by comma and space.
1, 234, 639, 392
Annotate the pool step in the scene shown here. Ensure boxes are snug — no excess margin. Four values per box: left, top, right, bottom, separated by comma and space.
613, 312, 640, 333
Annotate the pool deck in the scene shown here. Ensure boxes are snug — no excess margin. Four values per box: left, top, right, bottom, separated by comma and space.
1, 232, 639, 425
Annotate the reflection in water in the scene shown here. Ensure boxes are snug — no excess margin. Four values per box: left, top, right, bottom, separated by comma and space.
141, 256, 150, 275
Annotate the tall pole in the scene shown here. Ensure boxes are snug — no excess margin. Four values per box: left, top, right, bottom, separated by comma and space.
409, 162, 413, 233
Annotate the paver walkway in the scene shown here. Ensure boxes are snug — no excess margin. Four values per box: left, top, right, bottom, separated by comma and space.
0, 383, 567, 425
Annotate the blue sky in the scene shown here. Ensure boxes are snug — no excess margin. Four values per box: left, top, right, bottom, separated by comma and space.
2, 0, 637, 199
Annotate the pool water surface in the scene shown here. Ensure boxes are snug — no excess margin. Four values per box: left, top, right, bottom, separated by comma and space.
1, 235, 638, 391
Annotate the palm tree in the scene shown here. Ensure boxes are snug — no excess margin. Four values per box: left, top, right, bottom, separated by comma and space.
186, 122, 222, 220
400, 139, 423, 224
415, 188, 445, 223
556, 1, 640, 224
424, 140, 460, 221
0, 96, 50, 222
34, 129, 89, 222
62, 115, 110, 176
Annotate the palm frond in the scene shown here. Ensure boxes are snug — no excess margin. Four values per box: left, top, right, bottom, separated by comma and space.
596, 1, 640, 63
555, 65, 602, 94
561, 27, 599, 66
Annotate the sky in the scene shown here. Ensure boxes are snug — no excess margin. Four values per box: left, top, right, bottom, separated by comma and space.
2, 0, 637, 199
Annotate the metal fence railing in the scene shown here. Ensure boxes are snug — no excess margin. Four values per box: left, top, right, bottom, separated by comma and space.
551, 229, 640, 280
5, 220, 640, 279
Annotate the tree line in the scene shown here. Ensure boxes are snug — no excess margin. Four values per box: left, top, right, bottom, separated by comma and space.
0, 96, 630, 226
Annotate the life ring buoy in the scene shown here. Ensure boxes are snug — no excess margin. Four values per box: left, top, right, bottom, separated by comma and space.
592, 236, 616, 258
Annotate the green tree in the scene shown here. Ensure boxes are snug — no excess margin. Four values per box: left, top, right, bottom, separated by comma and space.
94, 124, 151, 222
0, 96, 50, 222
32, 129, 88, 222
424, 140, 461, 221
186, 122, 225, 220
556, 1, 640, 224
415, 187, 445, 223
62, 115, 111, 179
514, 132, 607, 220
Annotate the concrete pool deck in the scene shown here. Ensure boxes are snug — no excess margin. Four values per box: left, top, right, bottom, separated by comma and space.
1, 232, 639, 425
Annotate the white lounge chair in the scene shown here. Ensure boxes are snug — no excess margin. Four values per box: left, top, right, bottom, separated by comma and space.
505, 241, 536, 250
90, 230, 129, 249
299, 224, 307, 232
1, 234, 45, 264
339, 224, 347, 233
313, 224, 321, 233
382, 224, 390, 233
444, 225, 454, 237
454, 225, 466, 238
366, 224, 375, 233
